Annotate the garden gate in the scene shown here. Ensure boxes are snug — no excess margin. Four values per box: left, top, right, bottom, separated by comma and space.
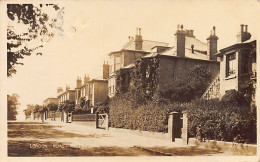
96, 113, 108, 130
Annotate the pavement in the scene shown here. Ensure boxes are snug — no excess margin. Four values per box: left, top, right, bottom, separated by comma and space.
44, 121, 185, 148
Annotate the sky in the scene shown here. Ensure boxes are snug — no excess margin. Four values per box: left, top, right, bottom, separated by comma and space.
5, 0, 259, 120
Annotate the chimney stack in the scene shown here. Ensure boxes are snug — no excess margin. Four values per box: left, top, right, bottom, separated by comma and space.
57, 87, 63, 94
66, 85, 70, 91
103, 61, 109, 79
76, 77, 82, 88
175, 24, 186, 57
84, 74, 90, 84
207, 26, 218, 61
134, 27, 143, 50
237, 24, 251, 42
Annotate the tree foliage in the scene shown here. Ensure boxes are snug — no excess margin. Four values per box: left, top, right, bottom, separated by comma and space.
24, 104, 34, 116
7, 94, 19, 120
60, 100, 75, 113
7, 4, 63, 77
47, 103, 58, 112
23, 104, 44, 116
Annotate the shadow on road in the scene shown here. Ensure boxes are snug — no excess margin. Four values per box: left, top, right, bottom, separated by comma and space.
140, 146, 224, 156
8, 140, 153, 156
8, 122, 109, 139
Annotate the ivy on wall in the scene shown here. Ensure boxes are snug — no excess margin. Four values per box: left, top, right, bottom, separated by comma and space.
115, 57, 160, 105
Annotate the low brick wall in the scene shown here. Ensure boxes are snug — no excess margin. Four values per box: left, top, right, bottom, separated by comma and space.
188, 138, 256, 155
109, 127, 170, 140
72, 114, 95, 122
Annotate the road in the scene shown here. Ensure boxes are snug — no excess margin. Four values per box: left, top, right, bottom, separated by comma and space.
8, 121, 254, 157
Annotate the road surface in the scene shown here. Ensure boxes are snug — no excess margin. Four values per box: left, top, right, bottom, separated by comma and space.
8, 121, 254, 156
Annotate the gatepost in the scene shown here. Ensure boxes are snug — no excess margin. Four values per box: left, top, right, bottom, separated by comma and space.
95, 112, 99, 128
168, 112, 181, 142
67, 112, 72, 123
182, 111, 188, 145
105, 113, 109, 130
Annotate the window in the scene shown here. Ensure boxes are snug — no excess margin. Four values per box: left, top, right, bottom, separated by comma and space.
115, 56, 121, 71
109, 56, 114, 73
226, 53, 236, 77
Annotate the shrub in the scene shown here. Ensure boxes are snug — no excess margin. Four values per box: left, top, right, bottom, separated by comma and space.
109, 93, 183, 132
186, 97, 256, 143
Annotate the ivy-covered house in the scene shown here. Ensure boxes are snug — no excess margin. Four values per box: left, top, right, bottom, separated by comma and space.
111, 25, 220, 100
202, 24, 257, 107
108, 28, 169, 98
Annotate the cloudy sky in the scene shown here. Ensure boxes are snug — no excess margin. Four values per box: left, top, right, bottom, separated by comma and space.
4, 0, 259, 120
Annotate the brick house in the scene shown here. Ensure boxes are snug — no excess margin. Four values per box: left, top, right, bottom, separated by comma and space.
110, 25, 220, 99
43, 97, 58, 121
57, 86, 76, 121
74, 62, 109, 113
108, 28, 169, 97
203, 24, 257, 107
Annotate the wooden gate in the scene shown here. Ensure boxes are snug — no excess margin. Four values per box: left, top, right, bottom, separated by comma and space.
96, 113, 108, 130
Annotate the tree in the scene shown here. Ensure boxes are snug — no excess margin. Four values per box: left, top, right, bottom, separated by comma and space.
7, 94, 19, 120
33, 104, 43, 113
24, 104, 34, 116
7, 4, 63, 77
61, 101, 75, 113
47, 103, 58, 112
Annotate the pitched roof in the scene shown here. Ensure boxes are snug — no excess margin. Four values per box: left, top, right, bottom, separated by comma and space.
160, 37, 208, 60
121, 38, 169, 52
185, 37, 207, 51
216, 37, 256, 56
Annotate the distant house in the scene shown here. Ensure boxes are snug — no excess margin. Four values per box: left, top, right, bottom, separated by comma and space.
109, 25, 220, 99
75, 75, 90, 106
57, 86, 76, 104
43, 97, 58, 121
57, 86, 75, 121
203, 24, 257, 107
74, 62, 109, 113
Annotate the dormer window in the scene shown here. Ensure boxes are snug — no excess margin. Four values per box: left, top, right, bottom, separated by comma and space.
226, 53, 236, 77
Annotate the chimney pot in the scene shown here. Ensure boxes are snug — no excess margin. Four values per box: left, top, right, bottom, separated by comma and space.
213, 26, 216, 35
177, 24, 180, 30
189, 30, 192, 36
181, 24, 183, 30
139, 28, 141, 36
240, 24, 244, 32
245, 25, 248, 32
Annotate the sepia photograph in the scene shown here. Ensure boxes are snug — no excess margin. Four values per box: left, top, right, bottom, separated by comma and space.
1, 0, 259, 161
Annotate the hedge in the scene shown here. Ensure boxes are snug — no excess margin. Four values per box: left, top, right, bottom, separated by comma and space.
109, 90, 256, 144
109, 93, 182, 132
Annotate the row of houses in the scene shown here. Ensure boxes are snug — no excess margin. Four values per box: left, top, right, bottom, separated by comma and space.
33, 24, 256, 122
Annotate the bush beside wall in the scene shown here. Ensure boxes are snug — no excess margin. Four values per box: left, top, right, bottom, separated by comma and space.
109, 91, 256, 144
